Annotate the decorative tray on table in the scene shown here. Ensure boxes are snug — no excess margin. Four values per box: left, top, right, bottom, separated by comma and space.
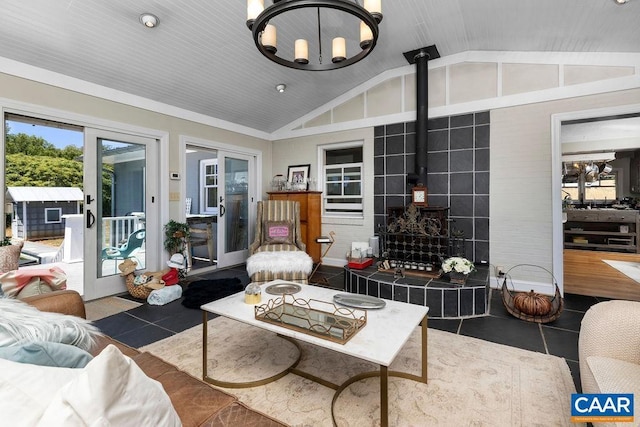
333, 293, 386, 310
265, 282, 302, 295
254, 294, 367, 344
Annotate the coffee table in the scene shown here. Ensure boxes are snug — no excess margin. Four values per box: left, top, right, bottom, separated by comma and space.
201, 282, 428, 427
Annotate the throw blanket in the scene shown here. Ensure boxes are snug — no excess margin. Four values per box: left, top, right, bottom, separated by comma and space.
246, 251, 313, 276
0, 297, 102, 351
0, 267, 67, 298
147, 285, 183, 306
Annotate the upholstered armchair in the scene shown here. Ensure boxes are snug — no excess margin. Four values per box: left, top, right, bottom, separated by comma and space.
578, 300, 640, 426
246, 200, 313, 284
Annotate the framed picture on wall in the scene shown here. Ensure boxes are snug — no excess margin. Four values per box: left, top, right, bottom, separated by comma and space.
287, 164, 310, 186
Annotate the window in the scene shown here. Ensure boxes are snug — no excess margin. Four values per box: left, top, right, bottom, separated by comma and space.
199, 159, 218, 214
562, 171, 618, 204
45, 208, 62, 224
321, 144, 363, 217
585, 173, 617, 201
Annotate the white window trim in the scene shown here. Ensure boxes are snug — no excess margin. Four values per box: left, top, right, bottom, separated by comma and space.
199, 159, 219, 215
44, 207, 62, 224
317, 140, 364, 219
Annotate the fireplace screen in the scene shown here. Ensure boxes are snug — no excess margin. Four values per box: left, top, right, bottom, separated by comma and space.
378, 205, 465, 268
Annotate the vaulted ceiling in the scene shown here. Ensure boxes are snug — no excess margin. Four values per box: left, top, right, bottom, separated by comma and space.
1, 1, 639, 135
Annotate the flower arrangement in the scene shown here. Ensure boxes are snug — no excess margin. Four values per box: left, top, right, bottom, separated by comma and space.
441, 257, 475, 275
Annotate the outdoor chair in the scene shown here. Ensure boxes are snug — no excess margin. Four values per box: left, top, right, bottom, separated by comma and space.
101, 229, 146, 273
246, 200, 312, 284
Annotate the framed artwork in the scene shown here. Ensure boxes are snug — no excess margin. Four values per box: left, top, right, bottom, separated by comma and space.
287, 164, 310, 185
412, 184, 428, 206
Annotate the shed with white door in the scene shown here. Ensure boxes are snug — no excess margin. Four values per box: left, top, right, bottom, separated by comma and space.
6, 186, 83, 240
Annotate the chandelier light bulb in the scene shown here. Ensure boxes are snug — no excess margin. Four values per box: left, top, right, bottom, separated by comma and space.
247, 0, 264, 20
360, 21, 373, 48
261, 24, 277, 53
332, 37, 346, 63
295, 39, 309, 64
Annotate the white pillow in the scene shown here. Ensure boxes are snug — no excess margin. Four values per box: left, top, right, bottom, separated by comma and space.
0, 345, 180, 427
0, 357, 79, 426
38, 345, 180, 426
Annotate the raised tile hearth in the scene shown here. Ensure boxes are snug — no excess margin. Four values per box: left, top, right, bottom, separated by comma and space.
344, 264, 490, 319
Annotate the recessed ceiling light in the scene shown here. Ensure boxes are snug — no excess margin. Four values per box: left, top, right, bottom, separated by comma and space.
139, 13, 159, 28
614, 0, 628, 4
275, 84, 286, 93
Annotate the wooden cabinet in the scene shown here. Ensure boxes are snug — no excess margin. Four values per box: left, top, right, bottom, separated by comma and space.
267, 191, 322, 263
564, 209, 640, 253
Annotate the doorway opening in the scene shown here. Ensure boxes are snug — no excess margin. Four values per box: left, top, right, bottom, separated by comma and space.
555, 108, 640, 301
3, 113, 161, 300
182, 138, 259, 273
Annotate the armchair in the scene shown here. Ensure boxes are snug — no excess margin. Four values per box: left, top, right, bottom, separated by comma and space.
578, 300, 640, 426
246, 200, 313, 284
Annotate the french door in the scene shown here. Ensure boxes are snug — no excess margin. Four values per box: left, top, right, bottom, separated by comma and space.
83, 129, 159, 300
217, 151, 254, 267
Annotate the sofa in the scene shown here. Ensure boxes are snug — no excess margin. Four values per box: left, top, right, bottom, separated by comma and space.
578, 299, 640, 427
20, 290, 286, 427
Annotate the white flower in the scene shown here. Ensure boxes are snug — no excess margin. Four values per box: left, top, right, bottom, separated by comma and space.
441, 257, 475, 274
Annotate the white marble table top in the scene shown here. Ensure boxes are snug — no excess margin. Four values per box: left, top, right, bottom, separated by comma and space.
201, 281, 429, 366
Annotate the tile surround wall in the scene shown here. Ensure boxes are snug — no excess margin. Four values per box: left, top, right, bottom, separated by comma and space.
373, 111, 490, 263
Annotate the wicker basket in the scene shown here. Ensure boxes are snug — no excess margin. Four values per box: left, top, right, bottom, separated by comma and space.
125, 272, 152, 300
501, 265, 563, 324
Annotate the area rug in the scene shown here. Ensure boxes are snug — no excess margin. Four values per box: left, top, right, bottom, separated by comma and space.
141, 317, 579, 427
603, 259, 640, 284
84, 296, 142, 321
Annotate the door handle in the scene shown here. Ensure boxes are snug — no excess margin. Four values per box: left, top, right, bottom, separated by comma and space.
219, 204, 226, 217
86, 195, 95, 204
86, 209, 96, 228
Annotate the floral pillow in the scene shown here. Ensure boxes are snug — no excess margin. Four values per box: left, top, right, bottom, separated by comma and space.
0, 242, 23, 274
263, 220, 294, 245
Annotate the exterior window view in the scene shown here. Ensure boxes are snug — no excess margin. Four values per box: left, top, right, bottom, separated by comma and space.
1, 2, 639, 426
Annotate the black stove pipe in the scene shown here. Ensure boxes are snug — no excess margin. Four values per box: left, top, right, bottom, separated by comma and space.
413, 51, 429, 187
404, 45, 439, 186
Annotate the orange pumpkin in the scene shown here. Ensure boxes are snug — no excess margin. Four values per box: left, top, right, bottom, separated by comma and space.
513, 290, 552, 316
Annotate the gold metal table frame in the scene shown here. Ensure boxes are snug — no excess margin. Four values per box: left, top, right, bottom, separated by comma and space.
202, 311, 428, 427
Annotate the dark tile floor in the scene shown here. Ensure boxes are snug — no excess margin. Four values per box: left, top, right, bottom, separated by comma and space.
94, 264, 608, 393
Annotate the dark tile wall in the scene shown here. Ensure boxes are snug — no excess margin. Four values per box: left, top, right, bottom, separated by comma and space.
373, 112, 490, 263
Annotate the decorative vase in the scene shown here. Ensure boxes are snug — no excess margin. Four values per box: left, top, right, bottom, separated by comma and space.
449, 271, 468, 285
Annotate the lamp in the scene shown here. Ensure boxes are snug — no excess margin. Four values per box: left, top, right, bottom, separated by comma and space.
246, 0, 383, 71
139, 13, 159, 28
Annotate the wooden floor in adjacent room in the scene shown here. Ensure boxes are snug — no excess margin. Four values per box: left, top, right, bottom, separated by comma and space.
564, 249, 640, 301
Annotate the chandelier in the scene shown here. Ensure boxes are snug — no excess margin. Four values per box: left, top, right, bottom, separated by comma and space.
246, 0, 383, 71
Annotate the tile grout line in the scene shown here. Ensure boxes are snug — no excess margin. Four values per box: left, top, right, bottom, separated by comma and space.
538, 323, 550, 355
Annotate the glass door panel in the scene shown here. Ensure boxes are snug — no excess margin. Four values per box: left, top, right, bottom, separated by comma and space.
217, 152, 253, 267
84, 129, 158, 300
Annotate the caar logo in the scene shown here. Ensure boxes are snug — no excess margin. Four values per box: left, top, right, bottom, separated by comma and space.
571, 393, 634, 423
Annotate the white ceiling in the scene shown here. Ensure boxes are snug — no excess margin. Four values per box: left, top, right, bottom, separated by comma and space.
1, 0, 639, 135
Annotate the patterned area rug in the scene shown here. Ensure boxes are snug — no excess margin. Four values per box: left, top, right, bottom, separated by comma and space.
141, 317, 580, 427
84, 296, 142, 321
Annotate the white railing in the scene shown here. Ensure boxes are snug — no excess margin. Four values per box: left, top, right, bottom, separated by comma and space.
102, 216, 144, 248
